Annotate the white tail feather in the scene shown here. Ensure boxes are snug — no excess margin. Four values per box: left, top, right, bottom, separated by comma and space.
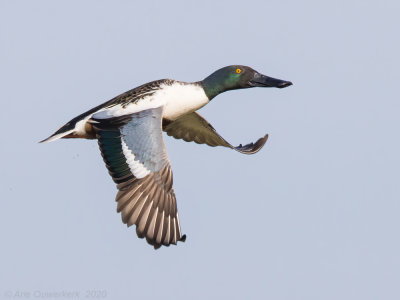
39, 129, 74, 143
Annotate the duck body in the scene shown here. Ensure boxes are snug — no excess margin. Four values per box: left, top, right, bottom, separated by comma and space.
42, 65, 292, 249
43, 79, 209, 142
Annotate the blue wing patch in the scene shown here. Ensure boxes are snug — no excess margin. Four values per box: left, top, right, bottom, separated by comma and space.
91, 107, 186, 249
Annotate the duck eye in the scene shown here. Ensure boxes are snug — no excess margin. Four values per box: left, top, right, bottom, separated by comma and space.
235, 68, 242, 74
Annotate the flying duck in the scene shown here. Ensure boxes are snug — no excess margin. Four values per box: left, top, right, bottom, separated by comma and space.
41, 65, 292, 249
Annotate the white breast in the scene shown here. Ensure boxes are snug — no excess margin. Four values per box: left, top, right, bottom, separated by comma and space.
158, 82, 209, 120
94, 82, 208, 121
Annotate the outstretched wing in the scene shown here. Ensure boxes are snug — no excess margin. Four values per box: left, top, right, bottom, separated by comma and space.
163, 112, 268, 154
91, 107, 186, 249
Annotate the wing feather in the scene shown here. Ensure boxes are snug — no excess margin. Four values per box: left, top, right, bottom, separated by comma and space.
163, 111, 268, 154
92, 107, 186, 249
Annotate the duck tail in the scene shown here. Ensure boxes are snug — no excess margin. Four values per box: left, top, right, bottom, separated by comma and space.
39, 115, 82, 144
40, 114, 98, 143
39, 126, 75, 143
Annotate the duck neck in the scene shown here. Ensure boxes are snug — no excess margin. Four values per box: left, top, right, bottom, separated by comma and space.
200, 76, 227, 100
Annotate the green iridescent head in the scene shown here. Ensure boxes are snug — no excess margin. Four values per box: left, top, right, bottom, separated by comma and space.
201, 65, 292, 100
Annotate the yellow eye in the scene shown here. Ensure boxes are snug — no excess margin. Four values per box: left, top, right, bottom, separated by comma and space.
236, 68, 242, 74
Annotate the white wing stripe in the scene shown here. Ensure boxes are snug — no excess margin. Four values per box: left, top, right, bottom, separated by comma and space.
121, 138, 151, 178
96, 99, 164, 118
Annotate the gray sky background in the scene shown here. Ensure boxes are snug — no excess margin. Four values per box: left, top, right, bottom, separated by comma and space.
1, 0, 399, 299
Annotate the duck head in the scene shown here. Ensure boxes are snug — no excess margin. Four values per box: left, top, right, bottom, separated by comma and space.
201, 65, 292, 100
